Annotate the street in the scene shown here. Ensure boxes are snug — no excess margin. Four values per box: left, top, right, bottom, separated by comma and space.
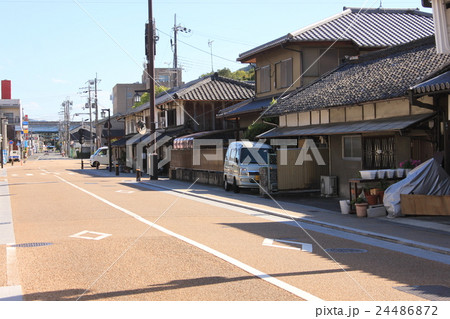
1, 155, 450, 305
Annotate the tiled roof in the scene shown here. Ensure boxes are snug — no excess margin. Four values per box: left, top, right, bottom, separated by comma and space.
238, 7, 433, 62
258, 113, 434, 138
123, 73, 254, 118
156, 73, 254, 105
265, 37, 450, 116
217, 96, 273, 118
411, 70, 450, 94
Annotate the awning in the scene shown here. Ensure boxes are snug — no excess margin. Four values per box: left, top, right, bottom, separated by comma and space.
258, 113, 434, 138
173, 129, 236, 149
126, 132, 145, 146
217, 97, 273, 118
411, 71, 450, 95
112, 134, 135, 147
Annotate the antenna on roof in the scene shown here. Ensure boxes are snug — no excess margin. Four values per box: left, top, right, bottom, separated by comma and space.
379, 0, 383, 8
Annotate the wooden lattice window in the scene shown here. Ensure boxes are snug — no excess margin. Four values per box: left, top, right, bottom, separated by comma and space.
363, 136, 395, 169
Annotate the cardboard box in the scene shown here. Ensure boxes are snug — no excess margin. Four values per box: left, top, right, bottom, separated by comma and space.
401, 194, 450, 216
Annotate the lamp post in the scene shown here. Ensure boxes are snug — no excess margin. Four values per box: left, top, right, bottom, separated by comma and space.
0, 116, 8, 169
101, 108, 112, 172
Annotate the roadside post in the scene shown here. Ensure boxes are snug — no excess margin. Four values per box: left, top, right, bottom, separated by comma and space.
136, 168, 141, 181
115, 163, 119, 176
79, 131, 85, 169
136, 168, 141, 182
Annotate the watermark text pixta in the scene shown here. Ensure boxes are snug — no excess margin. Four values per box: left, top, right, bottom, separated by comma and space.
190, 138, 326, 166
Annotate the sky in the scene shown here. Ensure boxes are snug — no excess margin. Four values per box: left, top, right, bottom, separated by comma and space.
0, 0, 432, 121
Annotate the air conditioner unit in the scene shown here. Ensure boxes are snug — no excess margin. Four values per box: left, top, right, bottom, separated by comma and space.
320, 175, 337, 197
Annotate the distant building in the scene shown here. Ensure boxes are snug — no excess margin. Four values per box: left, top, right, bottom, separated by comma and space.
111, 83, 146, 115
1, 80, 22, 158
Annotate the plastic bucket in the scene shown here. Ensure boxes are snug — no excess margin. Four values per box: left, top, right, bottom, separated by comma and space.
340, 200, 350, 214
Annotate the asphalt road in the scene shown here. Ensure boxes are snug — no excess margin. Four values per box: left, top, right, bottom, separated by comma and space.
1, 155, 449, 302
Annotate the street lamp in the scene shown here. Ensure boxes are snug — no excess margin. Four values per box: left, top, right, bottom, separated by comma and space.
101, 108, 112, 172
0, 117, 8, 169
133, 92, 141, 104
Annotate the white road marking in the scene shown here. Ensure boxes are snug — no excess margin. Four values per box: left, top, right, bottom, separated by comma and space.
26, 174, 33, 176
6, 245, 20, 286
70, 230, 112, 241
55, 175, 322, 301
0, 177, 23, 300
263, 238, 313, 252
115, 190, 135, 194
0, 285, 22, 301
11, 174, 18, 177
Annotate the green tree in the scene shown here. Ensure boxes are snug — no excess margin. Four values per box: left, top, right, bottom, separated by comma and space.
243, 99, 278, 141
201, 67, 254, 81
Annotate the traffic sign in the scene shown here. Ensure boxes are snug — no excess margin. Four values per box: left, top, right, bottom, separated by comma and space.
9, 140, 13, 145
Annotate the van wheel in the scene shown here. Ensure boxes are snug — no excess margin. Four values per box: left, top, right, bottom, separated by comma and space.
233, 178, 240, 193
94, 161, 100, 169
224, 177, 231, 191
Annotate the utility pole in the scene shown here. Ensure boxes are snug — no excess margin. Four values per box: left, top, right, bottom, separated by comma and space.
173, 14, 178, 87
80, 76, 100, 153
172, 14, 190, 87
61, 99, 72, 157
148, 0, 158, 180
94, 74, 101, 149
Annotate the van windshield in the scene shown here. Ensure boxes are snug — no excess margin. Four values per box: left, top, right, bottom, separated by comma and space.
239, 148, 269, 165
94, 148, 107, 156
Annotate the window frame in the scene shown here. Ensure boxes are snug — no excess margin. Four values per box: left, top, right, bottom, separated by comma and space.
275, 58, 293, 89
342, 135, 362, 161
258, 65, 271, 93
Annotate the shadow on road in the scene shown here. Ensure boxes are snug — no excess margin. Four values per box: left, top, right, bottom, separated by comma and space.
22, 269, 341, 301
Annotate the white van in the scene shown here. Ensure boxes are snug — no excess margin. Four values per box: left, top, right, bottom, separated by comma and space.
223, 141, 273, 192
90, 146, 109, 168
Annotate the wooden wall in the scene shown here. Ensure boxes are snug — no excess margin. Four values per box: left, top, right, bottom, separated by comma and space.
277, 148, 329, 190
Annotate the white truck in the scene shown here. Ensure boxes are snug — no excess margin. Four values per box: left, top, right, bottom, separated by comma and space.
90, 147, 109, 168
9, 150, 20, 162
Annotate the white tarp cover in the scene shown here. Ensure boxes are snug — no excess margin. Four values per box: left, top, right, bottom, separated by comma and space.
384, 158, 450, 217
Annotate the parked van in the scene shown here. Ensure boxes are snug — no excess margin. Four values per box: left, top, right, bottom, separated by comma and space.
223, 141, 273, 193
90, 146, 109, 168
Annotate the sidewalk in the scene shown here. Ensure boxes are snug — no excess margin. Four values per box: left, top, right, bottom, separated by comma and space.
83, 168, 450, 256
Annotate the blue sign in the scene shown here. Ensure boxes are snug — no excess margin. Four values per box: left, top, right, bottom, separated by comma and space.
23, 121, 28, 125
2, 150, 7, 164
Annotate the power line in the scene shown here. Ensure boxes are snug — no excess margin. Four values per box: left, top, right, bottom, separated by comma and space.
157, 28, 240, 65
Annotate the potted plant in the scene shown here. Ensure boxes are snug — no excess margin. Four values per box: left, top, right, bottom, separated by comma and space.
366, 191, 378, 205
399, 159, 421, 175
354, 197, 368, 217
378, 180, 392, 203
